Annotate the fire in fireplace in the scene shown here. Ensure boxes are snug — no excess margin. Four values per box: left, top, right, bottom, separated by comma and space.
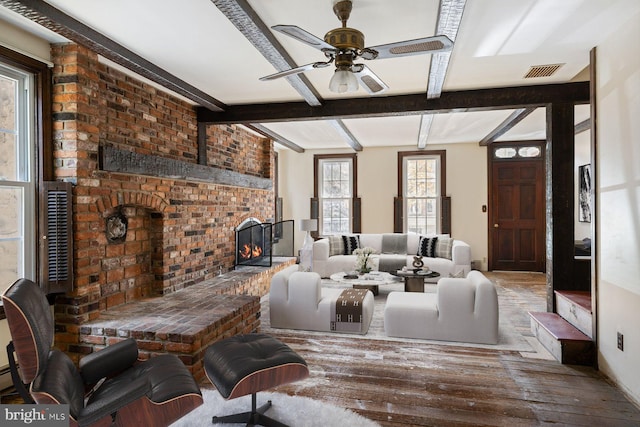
235, 218, 271, 267
235, 218, 295, 267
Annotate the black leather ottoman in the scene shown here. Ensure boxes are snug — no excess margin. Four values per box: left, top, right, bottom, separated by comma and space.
204, 333, 309, 427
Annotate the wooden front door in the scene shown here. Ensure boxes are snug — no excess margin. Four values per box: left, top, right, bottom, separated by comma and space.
489, 148, 545, 272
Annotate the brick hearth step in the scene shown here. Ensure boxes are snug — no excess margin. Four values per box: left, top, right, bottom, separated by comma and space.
79, 259, 295, 383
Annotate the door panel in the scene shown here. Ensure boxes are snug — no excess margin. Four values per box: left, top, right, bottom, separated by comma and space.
490, 158, 545, 271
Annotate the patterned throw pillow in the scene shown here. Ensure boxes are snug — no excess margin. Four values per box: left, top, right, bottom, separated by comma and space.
341, 235, 361, 255
448, 269, 465, 278
417, 236, 438, 257
328, 235, 344, 257
435, 237, 453, 260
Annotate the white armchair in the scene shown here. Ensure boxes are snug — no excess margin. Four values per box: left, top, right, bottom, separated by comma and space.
270, 265, 374, 334
384, 270, 499, 344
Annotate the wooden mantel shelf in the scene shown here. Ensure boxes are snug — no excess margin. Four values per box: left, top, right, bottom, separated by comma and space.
100, 145, 272, 190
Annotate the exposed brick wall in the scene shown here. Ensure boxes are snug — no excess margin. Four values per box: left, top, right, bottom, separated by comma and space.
50, 43, 275, 360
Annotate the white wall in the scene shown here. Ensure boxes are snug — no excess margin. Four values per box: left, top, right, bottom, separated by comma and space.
0, 18, 56, 64
278, 143, 489, 269
596, 8, 640, 405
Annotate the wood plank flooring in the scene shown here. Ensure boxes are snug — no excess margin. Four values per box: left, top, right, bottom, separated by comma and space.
3, 272, 638, 426
264, 271, 640, 426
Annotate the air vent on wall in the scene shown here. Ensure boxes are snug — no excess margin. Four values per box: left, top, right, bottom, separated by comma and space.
524, 63, 564, 78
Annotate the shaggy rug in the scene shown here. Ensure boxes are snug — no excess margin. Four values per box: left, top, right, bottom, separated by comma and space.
261, 277, 553, 356
169, 388, 381, 427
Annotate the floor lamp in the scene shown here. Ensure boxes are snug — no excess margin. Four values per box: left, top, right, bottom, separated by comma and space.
299, 219, 317, 272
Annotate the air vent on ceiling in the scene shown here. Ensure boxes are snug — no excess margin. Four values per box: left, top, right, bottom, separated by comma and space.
524, 63, 564, 79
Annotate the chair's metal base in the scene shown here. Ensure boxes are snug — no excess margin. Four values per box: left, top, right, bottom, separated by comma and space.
212, 393, 289, 427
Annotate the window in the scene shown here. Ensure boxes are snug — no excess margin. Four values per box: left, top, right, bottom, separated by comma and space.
494, 144, 542, 159
397, 150, 446, 235
0, 64, 36, 293
314, 154, 358, 235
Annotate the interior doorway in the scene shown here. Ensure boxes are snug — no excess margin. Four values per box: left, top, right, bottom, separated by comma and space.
488, 142, 546, 272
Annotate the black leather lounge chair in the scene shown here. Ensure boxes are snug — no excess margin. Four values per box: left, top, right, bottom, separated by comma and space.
2, 278, 203, 427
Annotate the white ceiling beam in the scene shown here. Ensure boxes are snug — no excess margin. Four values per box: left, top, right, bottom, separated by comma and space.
213, 0, 363, 151
212, 0, 322, 107
418, 0, 467, 148
245, 124, 304, 153
479, 107, 537, 145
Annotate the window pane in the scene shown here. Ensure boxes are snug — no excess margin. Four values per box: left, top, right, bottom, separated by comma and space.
0, 75, 16, 129
0, 75, 18, 181
322, 199, 350, 234
322, 161, 350, 198
518, 146, 542, 158
319, 158, 352, 235
495, 147, 517, 158
0, 186, 23, 284
1, 63, 35, 294
0, 239, 21, 285
403, 155, 440, 234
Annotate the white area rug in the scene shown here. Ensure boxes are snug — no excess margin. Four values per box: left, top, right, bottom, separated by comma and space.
170, 388, 381, 427
262, 278, 547, 354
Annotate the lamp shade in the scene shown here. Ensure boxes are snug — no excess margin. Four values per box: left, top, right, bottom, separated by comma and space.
300, 219, 318, 232
329, 69, 358, 93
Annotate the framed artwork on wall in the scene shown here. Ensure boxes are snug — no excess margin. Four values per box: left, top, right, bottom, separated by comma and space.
578, 164, 592, 223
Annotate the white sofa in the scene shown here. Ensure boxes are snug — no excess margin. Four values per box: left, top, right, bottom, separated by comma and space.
383, 271, 499, 344
269, 265, 375, 334
312, 233, 471, 279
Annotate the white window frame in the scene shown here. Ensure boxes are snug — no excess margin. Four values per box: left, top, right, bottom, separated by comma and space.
0, 63, 36, 293
402, 154, 441, 235
318, 157, 353, 235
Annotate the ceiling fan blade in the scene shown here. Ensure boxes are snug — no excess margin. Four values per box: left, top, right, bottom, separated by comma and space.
353, 65, 389, 95
259, 61, 331, 81
366, 35, 453, 60
272, 25, 336, 51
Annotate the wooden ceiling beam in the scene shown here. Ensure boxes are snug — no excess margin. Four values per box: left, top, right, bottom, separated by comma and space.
0, 0, 226, 112
479, 107, 537, 146
198, 82, 590, 124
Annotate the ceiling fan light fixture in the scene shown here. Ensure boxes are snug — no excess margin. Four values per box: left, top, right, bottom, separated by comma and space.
329, 68, 358, 93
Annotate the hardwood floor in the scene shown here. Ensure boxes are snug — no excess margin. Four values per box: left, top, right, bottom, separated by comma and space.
265, 271, 640, 426
2, 272, 638, 425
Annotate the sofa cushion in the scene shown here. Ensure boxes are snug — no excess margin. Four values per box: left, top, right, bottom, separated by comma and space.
341, 235, 361, 254
435, 237, 453, 260
417, 236, 438, 257
381, 234, 407, 254
328, 235, 344, 257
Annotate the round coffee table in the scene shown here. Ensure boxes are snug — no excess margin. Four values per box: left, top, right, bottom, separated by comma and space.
329, 271, 400, 296
393, 270, 440, 292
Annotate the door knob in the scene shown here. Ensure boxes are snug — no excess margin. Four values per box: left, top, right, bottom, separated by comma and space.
494, 224, 499, 228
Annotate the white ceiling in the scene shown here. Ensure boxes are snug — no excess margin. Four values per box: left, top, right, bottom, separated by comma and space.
2, 0, 637, 150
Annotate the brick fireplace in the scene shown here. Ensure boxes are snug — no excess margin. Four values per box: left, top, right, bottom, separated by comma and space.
50, 43, 278, 363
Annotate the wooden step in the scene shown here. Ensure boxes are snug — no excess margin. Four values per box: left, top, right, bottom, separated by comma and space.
529, 311, 595, 366
555, 290, 592, 338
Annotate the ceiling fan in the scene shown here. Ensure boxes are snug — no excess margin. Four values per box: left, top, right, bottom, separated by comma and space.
259, 0, 453, 95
